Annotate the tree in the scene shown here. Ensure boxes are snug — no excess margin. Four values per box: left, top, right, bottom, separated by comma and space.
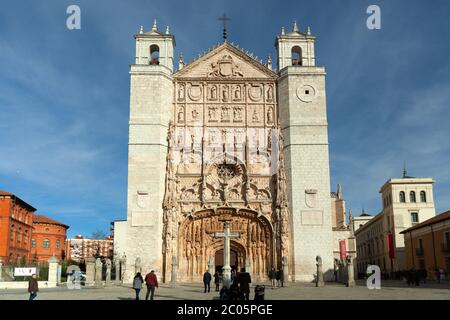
90, 230, 108, 240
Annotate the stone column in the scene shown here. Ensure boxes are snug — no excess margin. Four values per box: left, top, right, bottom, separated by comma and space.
95, 258, 103, 288
222, 230, 231, 289
245, 257, 250, 273
171, 255, 177, 287
120, 255, 127, 285
85, 257, 96, 286
315, 255, 324, 287
208, 256, 214, 276
282, 256, 289, 287
57, 265, 62, 285
48, 256, 59, 285
346, 257, 355, 287
0, 257, 3, 281
105, 258, 112, 286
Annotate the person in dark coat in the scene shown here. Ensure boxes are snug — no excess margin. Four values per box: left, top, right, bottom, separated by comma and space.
214, 271, 220, 292
237, 268, 252, 300
203, 270, 212, 293
28, 274, 39, 300
278, 269, 284, 287
132, 272, 144, 300
254, 285, 265, 300
269, 268, 277, 289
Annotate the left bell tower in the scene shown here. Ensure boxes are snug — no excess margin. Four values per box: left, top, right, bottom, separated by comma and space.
124, 20, 175, 282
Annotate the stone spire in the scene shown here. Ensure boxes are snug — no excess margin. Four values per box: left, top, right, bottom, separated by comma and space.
281, 26, 285, 35
139, 26, 144, 34
307, 26, 311, 35
178, 53, 185, 70
293, 20, 299, 32
337, 183, 342, 199
152, 19, 157, 32
166, 26, 170, 34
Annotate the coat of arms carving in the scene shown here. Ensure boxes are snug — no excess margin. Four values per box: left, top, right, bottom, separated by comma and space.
208, 55, 244, 78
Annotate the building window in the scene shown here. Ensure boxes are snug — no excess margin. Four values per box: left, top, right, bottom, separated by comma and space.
56, 240, 60, 249
150, 44, 160, 65
291, 46, 302, 66
410, 191, 416, 203
399, 191, 406, 203
420, 191, 426, 203
43, 239, 50, 248
411, 212, 419, 223
32, 239, 36, 248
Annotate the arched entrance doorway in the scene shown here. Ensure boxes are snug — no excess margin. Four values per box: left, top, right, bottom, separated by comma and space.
176, 207, 273, 282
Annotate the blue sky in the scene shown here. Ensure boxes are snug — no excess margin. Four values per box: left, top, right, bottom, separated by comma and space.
0, 0, 449, 237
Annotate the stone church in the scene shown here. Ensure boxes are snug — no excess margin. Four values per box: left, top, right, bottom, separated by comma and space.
121, 20, 348, 283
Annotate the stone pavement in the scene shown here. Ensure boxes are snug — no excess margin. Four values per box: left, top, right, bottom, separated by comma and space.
0, 280, 449, 300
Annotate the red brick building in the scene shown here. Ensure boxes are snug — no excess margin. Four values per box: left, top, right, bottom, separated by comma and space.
0, 190, 36, 264
0, 189, 70, 264
31, 214, 69, 262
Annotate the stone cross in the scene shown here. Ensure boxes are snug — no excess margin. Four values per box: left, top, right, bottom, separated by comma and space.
210, 219, 240, 288
95, 258, 103, 288
315, 255, 324, 287
245, 257, 250, 273
171, 255, 177, 287
208, 256, 214, 276
105, 258, 112, 286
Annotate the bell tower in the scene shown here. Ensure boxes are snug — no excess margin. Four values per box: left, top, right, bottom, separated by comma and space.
124, 20, 175, 282
276, 21, 334, 281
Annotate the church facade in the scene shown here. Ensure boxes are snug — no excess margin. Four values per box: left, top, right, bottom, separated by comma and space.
122, 20, 336, 283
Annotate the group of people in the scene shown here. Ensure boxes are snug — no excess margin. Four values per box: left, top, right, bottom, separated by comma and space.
268, 267, 284, 289
402, 268, 447, 286
203, 268, 260, 300
132, 270, 159, 300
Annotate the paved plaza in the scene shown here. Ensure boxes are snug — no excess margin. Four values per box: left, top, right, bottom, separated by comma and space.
0, 280, 449, 300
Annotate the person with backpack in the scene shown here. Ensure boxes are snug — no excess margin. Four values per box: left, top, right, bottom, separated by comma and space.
132, 272, 144, 300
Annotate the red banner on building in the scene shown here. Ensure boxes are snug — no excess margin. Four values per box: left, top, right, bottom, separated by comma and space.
387, 233, 395, 259
339, 240, 346, 261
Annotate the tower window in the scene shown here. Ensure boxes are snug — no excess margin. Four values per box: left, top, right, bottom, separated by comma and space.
305, 90, 310, 94
410, 191, 416, 203
150, 44, 160, 65
291, 46, 302, 66
420, 191, 426, 203
411, 212, 419, 223
399, 191, 406, 203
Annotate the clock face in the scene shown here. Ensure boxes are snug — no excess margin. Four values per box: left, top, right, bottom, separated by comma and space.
296, 85, 316, 103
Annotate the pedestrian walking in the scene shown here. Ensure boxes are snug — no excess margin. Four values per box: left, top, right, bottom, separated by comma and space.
28, 274, 39, 301
276, 269, 282, 288
203, 269, 212, 293
144, 270, 159, 300
269, 267, 277, 289
439, 268, 445, 283
237, 268, 251, 300
133, 272, 144, 300
214, 271, 220, 292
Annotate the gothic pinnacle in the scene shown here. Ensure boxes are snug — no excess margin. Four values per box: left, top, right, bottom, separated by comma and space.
152, 19, 157, 31
293, 20, 299, 32
166, 26, 170, 34
307, 26, 311, 35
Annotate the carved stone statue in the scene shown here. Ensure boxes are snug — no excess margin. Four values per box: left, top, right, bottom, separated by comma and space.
105, 258, 112, 286
234, 85, 241, 100
135, 257, 142, 274
95, 258, 102, 288
222, 85, 229, 102
178, 85, 185, 100
177, 107, 184, 123
267, 86, 273, 101
211, 86, 217, 100
267, 107, 273, 124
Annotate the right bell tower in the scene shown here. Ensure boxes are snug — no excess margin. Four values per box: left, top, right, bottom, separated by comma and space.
276, 21, 334, 281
